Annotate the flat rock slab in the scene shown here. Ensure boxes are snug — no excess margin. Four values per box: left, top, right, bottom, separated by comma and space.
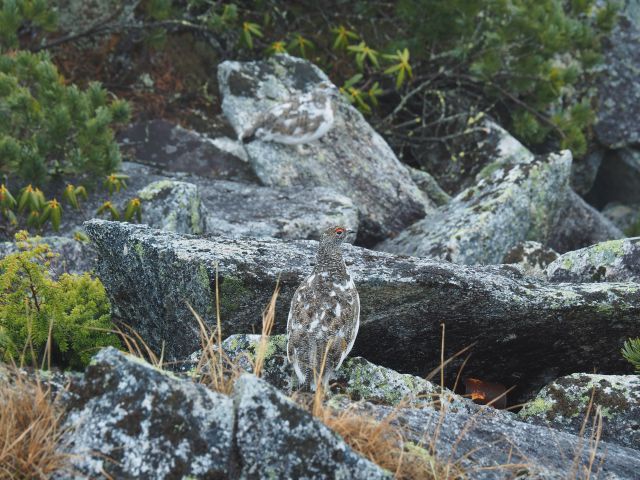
356, 399, 640, 479
198, 180, 358, 241
86, 220, 640, 401
519, 373, 640, 451
377, 151, 571, 264
218, 54, 433, 245
118, 119, 258, 183
547, 238, 640, 283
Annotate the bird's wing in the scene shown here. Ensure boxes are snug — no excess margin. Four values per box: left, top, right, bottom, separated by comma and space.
336, 289, 360, 370
287, 281, 313, 363
253, 100, 324, 138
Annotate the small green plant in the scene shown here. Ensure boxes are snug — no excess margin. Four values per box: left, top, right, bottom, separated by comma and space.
622, 338, 640, 372
0, 231, 121, 369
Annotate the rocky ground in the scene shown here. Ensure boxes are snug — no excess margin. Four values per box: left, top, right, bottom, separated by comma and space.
3, 3, 640, 478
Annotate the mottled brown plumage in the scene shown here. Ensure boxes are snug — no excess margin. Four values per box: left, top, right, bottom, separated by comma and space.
287, 226, 360, 391
241, 81, 338, 145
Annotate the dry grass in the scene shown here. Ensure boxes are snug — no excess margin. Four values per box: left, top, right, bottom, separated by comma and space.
0, 367, 71, 479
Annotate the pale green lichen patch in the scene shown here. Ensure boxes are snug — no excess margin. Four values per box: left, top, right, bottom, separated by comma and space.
138, 180, 175, 201
519, 397, 554, 418
219, 276, 251, 313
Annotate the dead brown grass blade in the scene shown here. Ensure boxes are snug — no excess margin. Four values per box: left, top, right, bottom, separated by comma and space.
0, 367, 72, 479
254, 278, 280, 378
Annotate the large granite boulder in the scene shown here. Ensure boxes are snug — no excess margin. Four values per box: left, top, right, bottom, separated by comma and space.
118, 119, 258, 183
546, 237, 640, 283
85, 220, 640, 402
355, 398, 640, 479
233, 374, 390, 479
594, 5, 640, 148
376, 150, 571, 264
60, 348, 389, 479
519, 373, 640, 451
199, 180, 358, 240
218, 54, 433, 245
138, 180, 206, 234
61, 347, 235, 479
547, 190, 624, 253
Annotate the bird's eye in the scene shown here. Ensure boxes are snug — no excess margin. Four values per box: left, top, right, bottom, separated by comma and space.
335, 228, 344, 235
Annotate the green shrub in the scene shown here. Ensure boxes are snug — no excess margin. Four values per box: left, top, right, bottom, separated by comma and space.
622, 338, 640, 372
0, 0, 57, 50
395, 0, 619, 156
0, 50, 131, 185
0, 231, 121, 369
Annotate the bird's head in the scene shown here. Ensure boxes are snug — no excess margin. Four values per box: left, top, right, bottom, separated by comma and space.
320, 226, 355, 247
315, 81, 340, 98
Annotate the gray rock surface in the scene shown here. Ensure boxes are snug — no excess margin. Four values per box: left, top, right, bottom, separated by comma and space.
502, 241, 559, 279
355, 398, 640, 479
547, 190, 624, 253
415, 117, 536, 195
138, 180, 206, 234
233, 374, 390, 479
547, 237, 640, 283
189, 334, 462, 410
85, 219, 640, 402
407, 166, 451, 206
0, 235, 95, 276
602, 202, 640, 235
218, 54, 433, 245
199, 181, 358, 241
377, 150, 571, 264
61, 347, 234, 479
60, 347, 389, 479
594, 8, 640, 148
118, 119, 258, 183
519, 373, 640, 451
570, 147, 603, 195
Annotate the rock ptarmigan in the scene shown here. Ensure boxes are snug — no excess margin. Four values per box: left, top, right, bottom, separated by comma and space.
287, 226, 360, 391
241, 81, 338, 145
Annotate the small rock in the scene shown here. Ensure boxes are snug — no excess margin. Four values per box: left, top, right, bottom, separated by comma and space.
519, 373, 640, 450
0, 235, 95, 276
502, 241, 559, 279
547, 190, 624, 253
138, 180, 206, 234
546, 237, 640, 283
602, 202, 640, 235
218, 54, 433, 245
406, 166, 451, 206
377, 150, 572, 265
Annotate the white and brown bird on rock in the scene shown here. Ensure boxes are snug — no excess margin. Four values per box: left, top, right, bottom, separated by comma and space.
287, 226, 360, 392
240, 81, 339, 145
